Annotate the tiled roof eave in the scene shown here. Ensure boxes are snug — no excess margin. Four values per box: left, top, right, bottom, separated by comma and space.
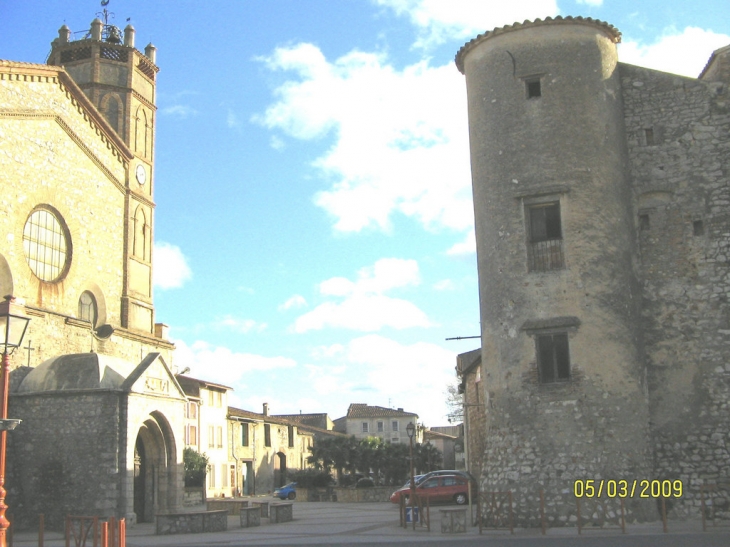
455, 16, 622, 74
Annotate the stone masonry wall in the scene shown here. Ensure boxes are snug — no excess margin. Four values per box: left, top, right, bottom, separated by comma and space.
8, 391, 123, 530
621, 62, 730, 520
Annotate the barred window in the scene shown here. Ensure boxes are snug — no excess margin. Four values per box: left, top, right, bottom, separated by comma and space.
23, 207, 71, 282
527, 202, 564, 272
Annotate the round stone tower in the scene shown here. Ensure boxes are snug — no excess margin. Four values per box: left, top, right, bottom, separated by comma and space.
456, 17, 653, 524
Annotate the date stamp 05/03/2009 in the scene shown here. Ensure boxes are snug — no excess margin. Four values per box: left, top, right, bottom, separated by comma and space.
574, 479, 684, 499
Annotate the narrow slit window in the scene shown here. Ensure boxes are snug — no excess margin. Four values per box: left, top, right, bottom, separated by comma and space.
644, 128, 655, 146
639, 214, 650, 231
693, 220, 704, 236
526, 78, 541, 99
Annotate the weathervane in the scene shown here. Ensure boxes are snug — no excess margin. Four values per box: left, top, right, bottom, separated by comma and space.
96, 0, 122, 44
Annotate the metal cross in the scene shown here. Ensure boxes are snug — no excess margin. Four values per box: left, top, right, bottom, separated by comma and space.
23, 339, 35, 367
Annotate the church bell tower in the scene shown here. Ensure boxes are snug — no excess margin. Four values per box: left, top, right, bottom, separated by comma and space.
47, 6, 160, 334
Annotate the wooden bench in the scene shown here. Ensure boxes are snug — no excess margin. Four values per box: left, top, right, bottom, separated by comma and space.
270, 502, 294, 523
155, 510, 228, 535
439, 507, 467, 534
206, 498, 249, 516
252, 500, 270, 518
239, 506, 262, 528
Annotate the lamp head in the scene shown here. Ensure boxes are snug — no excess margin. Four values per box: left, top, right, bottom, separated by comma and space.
0, 295, 30, 352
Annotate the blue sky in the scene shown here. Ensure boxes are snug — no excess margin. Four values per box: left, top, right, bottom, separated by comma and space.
2, 0, 728, 426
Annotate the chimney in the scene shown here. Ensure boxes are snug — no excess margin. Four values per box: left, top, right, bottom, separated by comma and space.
263, 402, 270, 416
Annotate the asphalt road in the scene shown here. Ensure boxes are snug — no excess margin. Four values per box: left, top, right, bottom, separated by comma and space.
12, 500, 729, 547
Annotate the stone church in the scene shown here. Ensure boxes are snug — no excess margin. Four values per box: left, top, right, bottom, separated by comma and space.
1, 16, 185, 527
456, 16, 730, 524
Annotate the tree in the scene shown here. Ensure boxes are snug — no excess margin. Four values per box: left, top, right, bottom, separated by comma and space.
381, 442, 410, 486
414, 442, 443, 474
445, 382, 464, 423
307, 436, 359, 482
183, 447, 209, 487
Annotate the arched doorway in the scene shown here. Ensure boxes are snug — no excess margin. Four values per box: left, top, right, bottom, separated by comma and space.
274, 452, 287, 487
132, 412, 179, 522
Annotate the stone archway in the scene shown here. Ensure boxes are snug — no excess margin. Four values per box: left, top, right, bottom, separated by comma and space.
133, 412, 179, 522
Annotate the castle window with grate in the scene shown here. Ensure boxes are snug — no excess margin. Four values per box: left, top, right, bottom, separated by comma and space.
526, 201, 564, 272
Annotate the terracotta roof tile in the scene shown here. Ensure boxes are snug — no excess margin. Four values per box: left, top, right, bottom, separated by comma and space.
455, 16, 622, 74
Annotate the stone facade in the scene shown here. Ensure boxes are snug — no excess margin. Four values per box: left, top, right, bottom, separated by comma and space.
2, 18, 185, 529
456, 349, 485, 480
333, 404, 421, 443
455, 16, 730, 525
229, 405, 315, 495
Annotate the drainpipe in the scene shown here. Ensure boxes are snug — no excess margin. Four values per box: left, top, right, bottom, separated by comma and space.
229, 417, 238, 497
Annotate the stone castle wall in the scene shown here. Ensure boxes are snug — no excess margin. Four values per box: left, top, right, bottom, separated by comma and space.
458, 18, 730, 526
621, 62, 730, 519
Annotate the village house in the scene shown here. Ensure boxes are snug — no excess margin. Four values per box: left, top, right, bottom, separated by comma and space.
333, 403, 421, 443
228, 404, 315, 495
175, 375, 233, 498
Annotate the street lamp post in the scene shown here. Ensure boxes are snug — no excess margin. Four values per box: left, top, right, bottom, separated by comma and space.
0, 295, 31, 547
406, 421, 416, 530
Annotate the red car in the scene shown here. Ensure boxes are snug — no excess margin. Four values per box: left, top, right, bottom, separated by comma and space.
390, 475, 471, 505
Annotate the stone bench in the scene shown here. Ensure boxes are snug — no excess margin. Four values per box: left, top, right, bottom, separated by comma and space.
206, 498, 249, 516
252, 500, 270, 518
155, 510, 228, 535
239, 506, 262, 528
270, 502, 294, 524
439, 507, 466, 534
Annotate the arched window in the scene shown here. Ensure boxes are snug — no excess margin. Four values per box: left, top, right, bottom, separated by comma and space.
133, 206, 149, 260
78, 291, 98, 325
23, 206, 71, 282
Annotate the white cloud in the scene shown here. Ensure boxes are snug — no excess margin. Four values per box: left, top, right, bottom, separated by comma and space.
576, 0, 602, 6
227, 109, 241, 128
293, 258, 431, 332
310, 344, 345, 359
374, 0, 559, 48
211, 315, 267, 334
446, 230, 476, 256
160, 105, 198, 118
173, 339, 296, 387
619, 27, 730, 78
153, 241, 192, 290
257, 44, 474, 236
344, 334, 457, 425
279, 294, 308, 311
433, 279, 455, 291
294, 295, 431, 332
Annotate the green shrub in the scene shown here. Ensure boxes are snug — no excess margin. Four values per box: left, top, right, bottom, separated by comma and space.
183, 447, 208, 487
288, 468, 333, 488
